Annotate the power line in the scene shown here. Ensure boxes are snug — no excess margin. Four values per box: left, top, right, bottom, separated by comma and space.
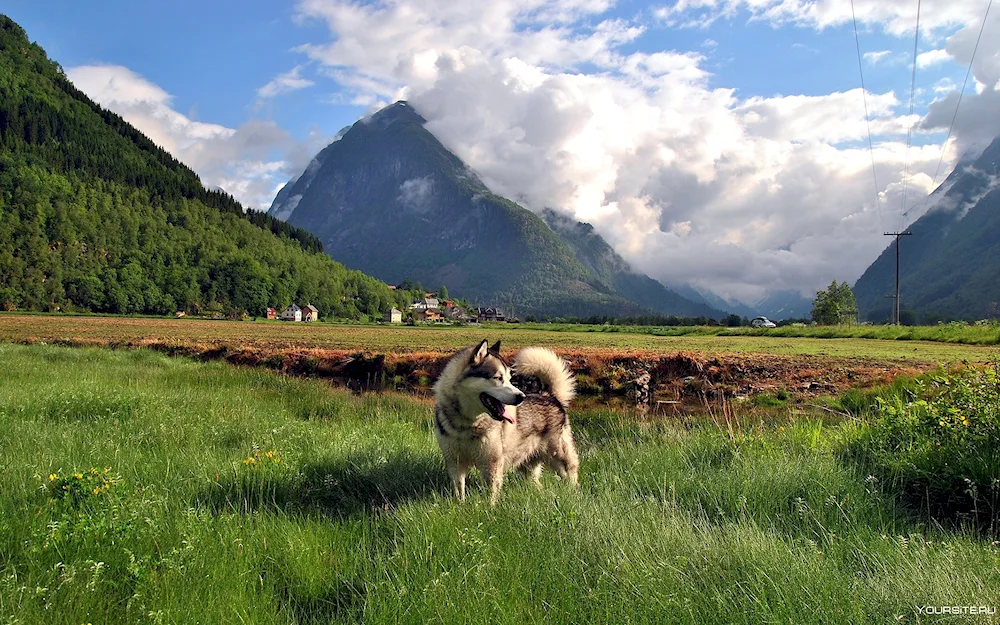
850, 0, 885, 233
899, 0, 922, 232
922, 0, 993, 200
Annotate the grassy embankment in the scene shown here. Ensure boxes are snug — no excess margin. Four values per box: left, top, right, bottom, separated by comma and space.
1, 344, 998, 623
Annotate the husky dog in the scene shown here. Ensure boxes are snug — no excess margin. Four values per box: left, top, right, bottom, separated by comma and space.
432, 339, 580, 504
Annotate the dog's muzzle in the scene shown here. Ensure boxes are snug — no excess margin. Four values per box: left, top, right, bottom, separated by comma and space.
480, 390, 524, 423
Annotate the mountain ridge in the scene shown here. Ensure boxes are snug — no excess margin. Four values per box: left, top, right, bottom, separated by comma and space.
269, 100, 722, 319
854, 136, 1000, 321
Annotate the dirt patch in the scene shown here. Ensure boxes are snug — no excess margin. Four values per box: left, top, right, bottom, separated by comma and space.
19, 336, 932, 403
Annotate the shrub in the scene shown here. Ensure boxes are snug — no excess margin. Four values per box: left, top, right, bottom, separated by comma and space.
841, 359, 1000, 529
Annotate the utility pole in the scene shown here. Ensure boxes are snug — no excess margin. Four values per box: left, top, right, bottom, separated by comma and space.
883, 231, 913, 324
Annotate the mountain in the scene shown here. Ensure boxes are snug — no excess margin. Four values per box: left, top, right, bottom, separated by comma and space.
750, 290, 813, 320
854, 136, 1000, 322
0, 15, 397, 318
538, 209, 723, 318
269, 101, 720, 318
667, 283, 810, 320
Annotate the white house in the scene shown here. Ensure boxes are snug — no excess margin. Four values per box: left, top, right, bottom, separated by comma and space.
385, 307, 402, 323
280, 304, 302, 322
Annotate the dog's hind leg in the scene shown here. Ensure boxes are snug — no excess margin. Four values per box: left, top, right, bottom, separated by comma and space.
549, 429, 580, 486
516, 459, 543, 488
525, 460, 544, 488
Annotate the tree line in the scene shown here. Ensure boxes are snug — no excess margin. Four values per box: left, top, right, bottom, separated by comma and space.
0, 14, 422, 319
0, 162, 418, 318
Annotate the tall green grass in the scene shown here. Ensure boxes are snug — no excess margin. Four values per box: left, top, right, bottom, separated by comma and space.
1, 344, 998, 623
839, 359, 1000, 530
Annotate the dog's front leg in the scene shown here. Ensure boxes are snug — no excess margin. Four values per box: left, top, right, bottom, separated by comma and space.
480, 457, 505, 506
446, 459, 469, 501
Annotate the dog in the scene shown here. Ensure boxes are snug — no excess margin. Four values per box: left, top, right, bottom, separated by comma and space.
432, 339, 579, 504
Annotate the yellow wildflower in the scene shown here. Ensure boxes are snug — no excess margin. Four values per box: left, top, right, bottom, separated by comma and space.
48, 473, 58, 482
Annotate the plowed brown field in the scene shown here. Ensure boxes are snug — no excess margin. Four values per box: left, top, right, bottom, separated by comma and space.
2, 314, 992, 400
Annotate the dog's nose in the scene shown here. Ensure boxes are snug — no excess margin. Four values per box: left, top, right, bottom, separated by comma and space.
512, 392, 525, 405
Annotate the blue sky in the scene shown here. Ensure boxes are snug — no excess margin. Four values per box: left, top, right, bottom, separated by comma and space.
5, 0, 961, 142
3, 0, 996, 301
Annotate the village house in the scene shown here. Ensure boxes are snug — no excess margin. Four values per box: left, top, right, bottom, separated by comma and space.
409, 297, 440, 312
477, 307, 506, 322
280, 304, 302, 322
264, 307, 277, 320
302, 304, 319, 322
384, 308, 403, 323
416, 308, 444, 323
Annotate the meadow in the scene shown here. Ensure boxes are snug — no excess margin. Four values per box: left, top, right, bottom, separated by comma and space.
2, 313, 999, 362
2, 343, 999, 624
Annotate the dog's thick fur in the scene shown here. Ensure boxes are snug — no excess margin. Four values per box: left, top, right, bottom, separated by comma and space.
433, 339, 580, 503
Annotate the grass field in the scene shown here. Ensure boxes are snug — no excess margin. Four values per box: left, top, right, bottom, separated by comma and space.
542, 320, 1000, 345
2, 313, 998, 362
2, 344, 998, 623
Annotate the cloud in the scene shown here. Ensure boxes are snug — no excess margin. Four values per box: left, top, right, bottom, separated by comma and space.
918, 6, 1000, 156
397, 176, 436, 212
66, 64, 323, 210
257, 65, 315, 98
863, 50, 892, 64
736, 89, 914, 144
916, 48, 952, 68
284, 0, 978, 302
654, 0, 983, 36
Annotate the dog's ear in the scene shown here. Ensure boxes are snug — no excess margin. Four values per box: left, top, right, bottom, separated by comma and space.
472, 339, 489, 366
489, 340, 501, 355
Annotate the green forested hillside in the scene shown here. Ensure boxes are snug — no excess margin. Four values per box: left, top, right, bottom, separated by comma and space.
854, 136, 1000, 322
0, 15, 397, 318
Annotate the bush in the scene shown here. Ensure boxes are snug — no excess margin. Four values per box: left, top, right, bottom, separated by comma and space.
841, 358, 1000, 529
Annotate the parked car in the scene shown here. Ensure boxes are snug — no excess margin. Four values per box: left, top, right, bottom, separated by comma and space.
751, 316, 777, 328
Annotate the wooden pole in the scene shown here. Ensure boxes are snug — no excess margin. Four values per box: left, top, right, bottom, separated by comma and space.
883, 231, 913, 324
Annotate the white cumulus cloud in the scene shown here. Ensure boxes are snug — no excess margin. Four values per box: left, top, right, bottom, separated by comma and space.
285, 0, 976, 302
916, 48, 952, 68
66, 64, 325, 210
257, 65, 316, 98
863, 50, 892, 64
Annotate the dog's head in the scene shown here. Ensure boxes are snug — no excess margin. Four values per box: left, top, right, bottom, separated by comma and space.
456, 339, 525, 423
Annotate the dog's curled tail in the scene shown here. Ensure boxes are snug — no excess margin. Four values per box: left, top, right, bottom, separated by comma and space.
514, 347, 576, 406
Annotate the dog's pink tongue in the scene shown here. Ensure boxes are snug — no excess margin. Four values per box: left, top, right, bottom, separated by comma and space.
502, 405, 516, 424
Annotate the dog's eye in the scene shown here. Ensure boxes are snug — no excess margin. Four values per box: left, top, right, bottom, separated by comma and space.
493, 375, 503, 382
